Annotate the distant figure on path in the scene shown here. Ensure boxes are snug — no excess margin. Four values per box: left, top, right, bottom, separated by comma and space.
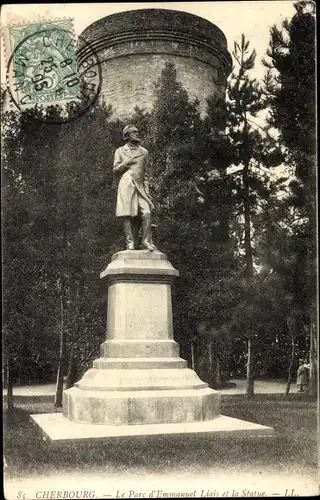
296, 359, 309, 392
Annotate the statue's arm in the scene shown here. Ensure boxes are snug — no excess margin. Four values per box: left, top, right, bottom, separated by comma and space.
143, 151, 155, 210
113, 149, 131, 176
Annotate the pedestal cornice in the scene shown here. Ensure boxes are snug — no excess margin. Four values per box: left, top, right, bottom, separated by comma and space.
100, 250, 179, 284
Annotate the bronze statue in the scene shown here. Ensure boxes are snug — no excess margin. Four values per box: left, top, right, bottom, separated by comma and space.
113, 125, 157, 251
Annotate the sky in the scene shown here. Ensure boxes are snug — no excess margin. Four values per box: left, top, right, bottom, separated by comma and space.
1, 1, 296, 83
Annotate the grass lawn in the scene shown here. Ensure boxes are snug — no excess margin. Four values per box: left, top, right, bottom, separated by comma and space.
3, 393, 318, 480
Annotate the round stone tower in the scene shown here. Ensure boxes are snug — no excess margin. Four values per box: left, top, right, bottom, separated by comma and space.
78, 8, 232, 118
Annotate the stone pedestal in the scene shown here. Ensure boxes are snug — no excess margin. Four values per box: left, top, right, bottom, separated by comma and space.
31, 250, 273, 441
63, 250, 220, 425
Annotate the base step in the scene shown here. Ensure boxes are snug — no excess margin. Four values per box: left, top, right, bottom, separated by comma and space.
63, 386, 220, 425
31, 413, 274, 443
93, 357, 188, 369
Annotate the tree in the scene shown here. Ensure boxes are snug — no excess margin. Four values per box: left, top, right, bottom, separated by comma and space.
2, 105, 65, 414
223, 35, 283, 396
48, 103, 126, 404
2, 106, 23, 415
255, 183, 315, 394
145, 62, 205, 356
144, 62, 239, 385
263, 1, 317, 396
2, 99, 125, 406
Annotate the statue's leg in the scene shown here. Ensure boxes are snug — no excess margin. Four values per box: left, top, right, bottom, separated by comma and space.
138, 197, 157, 251
131, 216, 141, 249
123, 217, 135, 250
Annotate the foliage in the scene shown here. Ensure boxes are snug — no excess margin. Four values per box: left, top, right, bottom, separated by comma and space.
2, 6, 316, 392
262, 1, 316, 393
2, 108, 62, 383
2, 102, 126, 383
145, 62, 238, 365
217, 35, 284, 394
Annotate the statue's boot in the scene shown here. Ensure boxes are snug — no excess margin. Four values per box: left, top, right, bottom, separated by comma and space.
123, 218, 135, 250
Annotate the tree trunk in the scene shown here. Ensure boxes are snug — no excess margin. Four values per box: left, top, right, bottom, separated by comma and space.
306, 166, 317, 397
6, 357, 14, 419
308, 320, 317, 397
54, 202, 70, 407
215, 355, 221, 386
190, 340, 195, 371
17, 361, 22, 386
208, 341, 214, 387
243, 147, 255, 398
3, 353, 7, 389
65, 346, 77, 389
54, 293, 66, 408
246, 339, 255, 398
243, 202, 254, 281
284, 332, 295, 396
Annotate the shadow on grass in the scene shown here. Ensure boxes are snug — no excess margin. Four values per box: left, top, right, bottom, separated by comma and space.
3, 394, 317, 478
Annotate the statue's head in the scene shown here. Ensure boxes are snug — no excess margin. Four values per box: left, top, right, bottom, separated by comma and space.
123, 124, 140, 143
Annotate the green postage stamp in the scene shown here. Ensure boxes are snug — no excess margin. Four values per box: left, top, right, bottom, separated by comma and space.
3, 18, 81, 108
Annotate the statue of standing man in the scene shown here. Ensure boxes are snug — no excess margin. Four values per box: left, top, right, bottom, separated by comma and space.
113, 125, 157, 251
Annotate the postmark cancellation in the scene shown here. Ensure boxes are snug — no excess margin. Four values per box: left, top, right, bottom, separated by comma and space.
3, 18, 80, 108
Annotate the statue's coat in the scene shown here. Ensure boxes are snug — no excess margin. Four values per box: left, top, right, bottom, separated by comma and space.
113, 144, 153, 217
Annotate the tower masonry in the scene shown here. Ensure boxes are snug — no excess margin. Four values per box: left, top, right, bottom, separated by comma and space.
78, 9, 232, 118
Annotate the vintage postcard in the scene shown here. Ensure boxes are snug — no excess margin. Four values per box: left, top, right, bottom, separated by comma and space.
2, 2, 318, 499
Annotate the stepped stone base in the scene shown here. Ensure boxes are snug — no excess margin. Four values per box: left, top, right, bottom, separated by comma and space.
63, 387, 220, 425
31, 413, 274, 443
31, 250, 274, 442
62, 251, 225, 427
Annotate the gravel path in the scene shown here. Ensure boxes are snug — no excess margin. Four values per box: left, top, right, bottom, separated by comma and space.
3, 378, 289, 396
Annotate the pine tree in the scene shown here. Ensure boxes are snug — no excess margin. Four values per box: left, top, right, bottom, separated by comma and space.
263, 1, 317, 396
225, 35, 283, 396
